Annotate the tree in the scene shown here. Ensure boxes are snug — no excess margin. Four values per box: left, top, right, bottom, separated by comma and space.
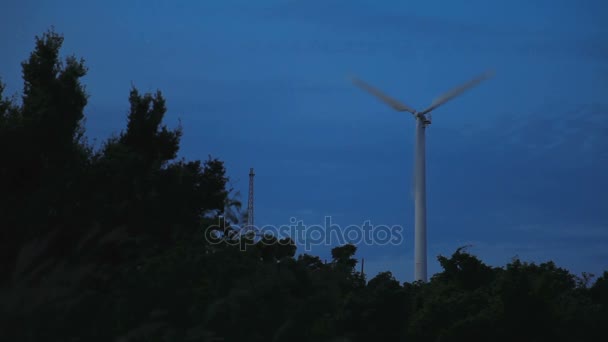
331, 243, 358, 270
434, 245, 497, 290
0, 28, 89, 283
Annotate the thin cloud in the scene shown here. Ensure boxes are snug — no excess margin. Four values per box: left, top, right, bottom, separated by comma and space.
512, 223, 608, 240
486, 103, 608, 157
255, 1, 608, 63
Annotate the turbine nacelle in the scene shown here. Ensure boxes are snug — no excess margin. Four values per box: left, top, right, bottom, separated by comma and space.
414, 112, 431, 125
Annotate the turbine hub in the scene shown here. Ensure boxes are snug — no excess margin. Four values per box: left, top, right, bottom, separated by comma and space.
415, 112, 431, 125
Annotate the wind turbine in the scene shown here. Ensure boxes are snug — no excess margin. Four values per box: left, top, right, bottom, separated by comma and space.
351, 70, 494, 282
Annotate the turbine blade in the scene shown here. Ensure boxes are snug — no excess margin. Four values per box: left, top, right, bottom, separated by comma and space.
420, 70, 494, 115
350, 76, 417, 114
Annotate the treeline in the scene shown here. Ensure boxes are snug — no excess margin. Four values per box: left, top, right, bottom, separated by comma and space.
0, 30, 606, 342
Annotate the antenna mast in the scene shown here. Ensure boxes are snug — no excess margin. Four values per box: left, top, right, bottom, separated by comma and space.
247, 167, 255, 230
361, 258, 365, 277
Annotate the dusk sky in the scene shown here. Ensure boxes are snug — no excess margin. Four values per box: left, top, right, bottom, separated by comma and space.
1, 0, 607, 282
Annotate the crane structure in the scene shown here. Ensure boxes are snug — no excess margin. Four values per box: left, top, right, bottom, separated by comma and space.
247, 167, 255, 231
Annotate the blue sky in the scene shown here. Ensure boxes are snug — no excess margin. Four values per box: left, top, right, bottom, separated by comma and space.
1, 0, 607, 282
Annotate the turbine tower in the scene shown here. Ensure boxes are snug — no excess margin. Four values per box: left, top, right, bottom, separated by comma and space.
247, 167, 255, 230
351, 71, 493, 282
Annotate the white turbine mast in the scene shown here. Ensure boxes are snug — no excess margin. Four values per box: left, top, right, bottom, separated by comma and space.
351, 70, 494, 282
